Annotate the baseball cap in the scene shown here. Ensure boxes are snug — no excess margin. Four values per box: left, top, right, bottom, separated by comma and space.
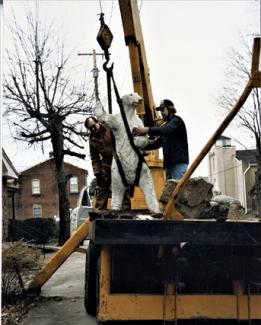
155, 99, 175, 111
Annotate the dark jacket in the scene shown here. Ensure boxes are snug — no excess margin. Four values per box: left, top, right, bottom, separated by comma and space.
89, 125, 113, 176
146, 114, 189, 168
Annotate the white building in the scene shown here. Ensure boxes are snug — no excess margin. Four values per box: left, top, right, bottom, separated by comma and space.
208, 136, 257, 213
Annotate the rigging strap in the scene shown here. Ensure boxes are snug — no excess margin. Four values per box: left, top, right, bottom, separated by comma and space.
110, 130, 129, 188
109, 68, 146, 190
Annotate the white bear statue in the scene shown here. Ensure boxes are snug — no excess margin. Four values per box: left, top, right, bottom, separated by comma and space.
94, 92, 161, 214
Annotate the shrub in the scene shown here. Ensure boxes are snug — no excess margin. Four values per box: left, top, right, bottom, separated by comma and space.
2, 240, 41, 303
10, 218, 56, 244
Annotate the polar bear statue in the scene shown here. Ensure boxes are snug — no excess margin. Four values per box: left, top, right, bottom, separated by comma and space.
95, 93, 161, 214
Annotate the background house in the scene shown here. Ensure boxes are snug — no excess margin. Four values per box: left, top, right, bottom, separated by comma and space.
208, 135, 257, 213
2, 149, 19, 240
15, 158, 88, 220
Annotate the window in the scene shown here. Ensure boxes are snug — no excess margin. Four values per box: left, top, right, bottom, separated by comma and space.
32, 179, 40, 195
70, 176, 78, 193
216, 138, 231, 147
33, 205, 42, 218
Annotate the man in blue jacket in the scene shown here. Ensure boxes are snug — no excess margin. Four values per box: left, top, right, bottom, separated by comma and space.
132, 99, 189, 180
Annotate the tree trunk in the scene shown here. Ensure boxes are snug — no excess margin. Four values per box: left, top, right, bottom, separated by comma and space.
51, 129, 71, 245
56, 162, 71, 245
256, 166, 261, 217
255, 138, 261, 217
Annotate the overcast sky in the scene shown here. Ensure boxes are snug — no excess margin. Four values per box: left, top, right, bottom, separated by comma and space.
2, 0, 260, 180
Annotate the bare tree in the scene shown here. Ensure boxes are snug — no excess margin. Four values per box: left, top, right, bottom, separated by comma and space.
3, 11, 93, 244
217, 35, 260, 215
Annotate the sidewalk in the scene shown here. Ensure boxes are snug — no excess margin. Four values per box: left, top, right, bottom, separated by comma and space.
22, 248, 97, 325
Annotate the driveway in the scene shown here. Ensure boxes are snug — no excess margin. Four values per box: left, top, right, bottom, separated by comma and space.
22, 247, 97, 325
22, 247, 162, 325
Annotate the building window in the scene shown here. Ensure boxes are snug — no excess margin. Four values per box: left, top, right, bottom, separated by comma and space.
32, 179, 40, 195
70, 176, 78, 193
33, 204, 42, 218
216, 137, 231, 147
212, 157, 215, 172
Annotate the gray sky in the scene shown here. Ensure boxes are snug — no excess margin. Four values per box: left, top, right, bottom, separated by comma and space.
2, 0, 260, 180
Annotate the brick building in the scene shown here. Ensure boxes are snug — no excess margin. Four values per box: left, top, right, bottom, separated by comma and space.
15, 158, 88, 220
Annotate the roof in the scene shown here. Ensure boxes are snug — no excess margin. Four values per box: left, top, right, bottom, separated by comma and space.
218, 135, 231, 140
236, 149, 257, 164
21, 157, 88, 174
2, 149, 19, 179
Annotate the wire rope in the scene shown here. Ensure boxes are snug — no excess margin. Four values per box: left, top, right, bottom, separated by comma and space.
139, 0, 143, 12
109, 0, 114, 25
98, 0, 103, 14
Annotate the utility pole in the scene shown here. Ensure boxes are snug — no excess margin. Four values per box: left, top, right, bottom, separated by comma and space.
78, 50, 104, 102
92, 49, 99, 101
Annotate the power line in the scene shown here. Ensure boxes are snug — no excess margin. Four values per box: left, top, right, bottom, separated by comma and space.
209, 161, 256, 178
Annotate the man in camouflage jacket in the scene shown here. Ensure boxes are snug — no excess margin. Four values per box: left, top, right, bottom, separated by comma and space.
85, 116, 130, 210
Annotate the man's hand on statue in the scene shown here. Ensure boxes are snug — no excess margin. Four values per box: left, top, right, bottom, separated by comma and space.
132, 127, 149, 136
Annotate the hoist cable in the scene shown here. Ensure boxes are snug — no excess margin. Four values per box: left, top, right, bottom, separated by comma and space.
109, 0, 114, 25
98, 0, 103, 14
139, 0, 143, 12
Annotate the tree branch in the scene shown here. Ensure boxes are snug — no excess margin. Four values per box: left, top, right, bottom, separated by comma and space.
20, 128, 49, 138
62, 150, 86, 159
64, 135, 84, 149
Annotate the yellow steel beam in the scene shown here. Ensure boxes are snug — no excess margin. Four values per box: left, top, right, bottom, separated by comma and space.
118, 0, 158, 121
98, 246, 111, 318
128, 42, 145, 112
28, 219, 90, 291
251, 37, 261, 77
99, 293, 261, 321
251, 37, 261, 87
252, 70, 261, 87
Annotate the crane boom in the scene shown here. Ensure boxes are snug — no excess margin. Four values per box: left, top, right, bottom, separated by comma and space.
118, 0, 164, 204
118, 0, 159, 126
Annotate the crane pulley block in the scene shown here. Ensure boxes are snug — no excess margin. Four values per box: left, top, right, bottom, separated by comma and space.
97, 13, 113, 54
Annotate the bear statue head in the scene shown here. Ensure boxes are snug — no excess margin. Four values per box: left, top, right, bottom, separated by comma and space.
121, 93, 143, 110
